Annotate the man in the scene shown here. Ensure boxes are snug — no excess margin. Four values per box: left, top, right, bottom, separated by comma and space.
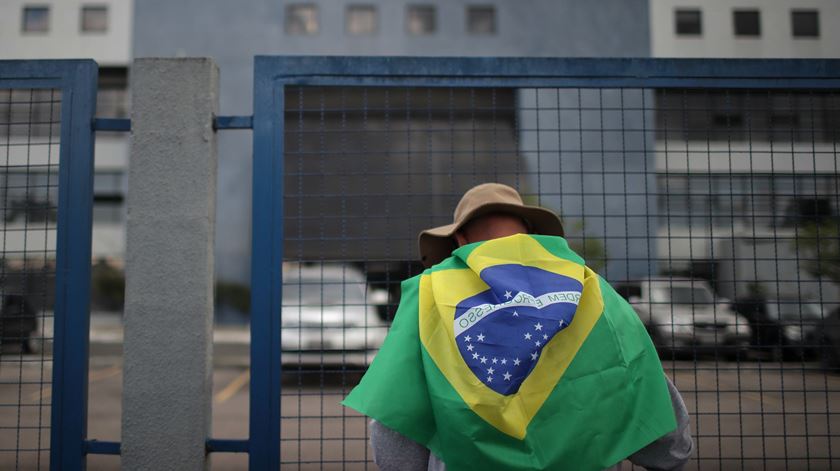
344, 183, 693, 470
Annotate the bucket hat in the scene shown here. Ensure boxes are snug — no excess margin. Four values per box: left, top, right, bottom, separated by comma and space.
418, 183, 564, 267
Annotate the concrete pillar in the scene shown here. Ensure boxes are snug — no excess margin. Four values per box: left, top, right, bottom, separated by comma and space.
122, 58, 219, 470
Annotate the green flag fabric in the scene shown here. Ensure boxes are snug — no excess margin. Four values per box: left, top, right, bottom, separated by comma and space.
343, 234, 676, 470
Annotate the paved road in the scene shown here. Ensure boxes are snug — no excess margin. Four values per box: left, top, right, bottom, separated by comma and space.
2, 356, 839, 470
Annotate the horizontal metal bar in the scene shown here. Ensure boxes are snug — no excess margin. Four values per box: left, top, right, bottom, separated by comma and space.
206, 439, 250, 453
214, 115, 253, 130
84, 440, 121, 455
0, 59, 97, 88
256, 56, 840, 89
93, 118, 131, 132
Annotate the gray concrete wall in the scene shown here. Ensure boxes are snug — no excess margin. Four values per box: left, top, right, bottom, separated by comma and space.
121, 58, 219, 470
133, 0, 652, 282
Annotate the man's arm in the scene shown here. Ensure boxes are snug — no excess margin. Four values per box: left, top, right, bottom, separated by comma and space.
369, 419, 430, 471
626, 376, 694, 470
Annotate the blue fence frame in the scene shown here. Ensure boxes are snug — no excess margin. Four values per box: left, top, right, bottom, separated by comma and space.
249, 56, 840, 469
0, 59, 98, 470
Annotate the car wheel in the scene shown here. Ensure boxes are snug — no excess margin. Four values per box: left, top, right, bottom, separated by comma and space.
820, 339, 840, 372
647, 327, 674, 360
726, 343, 751, 362
770, 344, 785, 362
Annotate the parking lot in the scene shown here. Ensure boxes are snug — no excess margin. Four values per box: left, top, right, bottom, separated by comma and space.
1, 353, 839, 470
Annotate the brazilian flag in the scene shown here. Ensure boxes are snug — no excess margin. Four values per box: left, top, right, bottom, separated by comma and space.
343, 234, 676, 470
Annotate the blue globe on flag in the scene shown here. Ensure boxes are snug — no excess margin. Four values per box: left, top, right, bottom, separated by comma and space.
453, 264, 583, 395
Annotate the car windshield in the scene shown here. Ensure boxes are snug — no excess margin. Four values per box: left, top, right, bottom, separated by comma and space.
282, 279, 366, 306
652, 286, 714, 304
767, 301, 823, 321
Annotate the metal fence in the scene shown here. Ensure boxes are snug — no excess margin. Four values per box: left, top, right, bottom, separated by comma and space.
1, 57, 839, 470
250, 57, 840, 470
0, 61, 97, 471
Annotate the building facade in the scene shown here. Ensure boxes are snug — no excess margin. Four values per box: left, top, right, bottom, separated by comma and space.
0, 0, 134, 263
133, 0, 652, 283
649, 0, 840, 301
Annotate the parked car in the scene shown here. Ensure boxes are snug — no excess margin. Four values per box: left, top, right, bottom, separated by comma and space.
807, 306, 840, 371
281, 263, 388, 367
0, 294, 37, 354
731, 298, 824, 360
615, 277, 751, 358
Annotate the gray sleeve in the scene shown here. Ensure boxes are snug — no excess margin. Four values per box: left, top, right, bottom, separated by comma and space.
369, 419, 431, 471
626, 376, 694, 471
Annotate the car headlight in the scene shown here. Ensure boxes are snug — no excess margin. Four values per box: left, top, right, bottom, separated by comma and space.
660, 321, 693, 334
783, 325, 803, 342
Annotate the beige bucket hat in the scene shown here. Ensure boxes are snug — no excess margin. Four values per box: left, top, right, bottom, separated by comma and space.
418, 183, 564, 267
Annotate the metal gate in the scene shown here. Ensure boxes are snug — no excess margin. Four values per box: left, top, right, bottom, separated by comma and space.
0, 60, 97, 470
249, 57, 840, 469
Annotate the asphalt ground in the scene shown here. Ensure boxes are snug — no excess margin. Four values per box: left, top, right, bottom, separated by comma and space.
1, 356, 839, 470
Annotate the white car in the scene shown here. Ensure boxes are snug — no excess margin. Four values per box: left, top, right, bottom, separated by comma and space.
281, 263, 388, 367
615, 277, 752, 358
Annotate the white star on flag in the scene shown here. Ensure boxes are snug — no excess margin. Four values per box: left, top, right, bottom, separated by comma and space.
464, 335, 471, 342
492, 357, 498, 364
559, 319, 565, 327
504, 290, 512, 299
472, 352, 479, 359
503, 372, 512, 381
512, 311, 519, 317
543, 334, 548, 340
534, 322, 543, 331
466, 344, 474, 351
487, 376, 493, 383
531, 351, 539, 361
477, 333, 485, 342
480, 356, 487, 364
524, 332, 532, 340
500, 358, 507, 365
513, 358, 521, 366
487, 367, 495, 374
535, 340, 541, 347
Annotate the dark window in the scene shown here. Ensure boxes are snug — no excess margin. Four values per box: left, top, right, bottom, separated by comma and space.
791, 10, 819, 37
97, 67, 130, 118
733, 10, 760, 37
285, 4, 319, 35
675, 9, 702, 36
407, 5, 436, 35
467, 5, 496, 35
712, 112, 744, 128
346, 5, 377, 35
22, 6, 49, 33
81, 5, 108, 33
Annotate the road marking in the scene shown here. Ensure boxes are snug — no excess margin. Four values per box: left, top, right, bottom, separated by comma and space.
742, 391, 780, 407
29, 364, 122, 402
215, 370, 250, 404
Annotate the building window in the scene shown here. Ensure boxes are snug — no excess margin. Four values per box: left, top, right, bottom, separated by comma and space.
791, 10, 819, 38
733, 10, 760, 37
407, 5, 436, 35
467, 5, 496, 35
81, 5, 108, 33
346, 5, 377, 35
674, 9, 702, 36
97, 67, 130, 118
22, 6, 50, 33
286, 4, 319, 35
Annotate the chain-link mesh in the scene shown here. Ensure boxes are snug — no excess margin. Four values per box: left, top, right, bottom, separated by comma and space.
0, 88, 62, 470
273, 84, 840, 470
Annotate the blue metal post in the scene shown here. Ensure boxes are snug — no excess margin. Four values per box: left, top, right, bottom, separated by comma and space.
249, 57, 284, 469
50, 59, 98, 471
